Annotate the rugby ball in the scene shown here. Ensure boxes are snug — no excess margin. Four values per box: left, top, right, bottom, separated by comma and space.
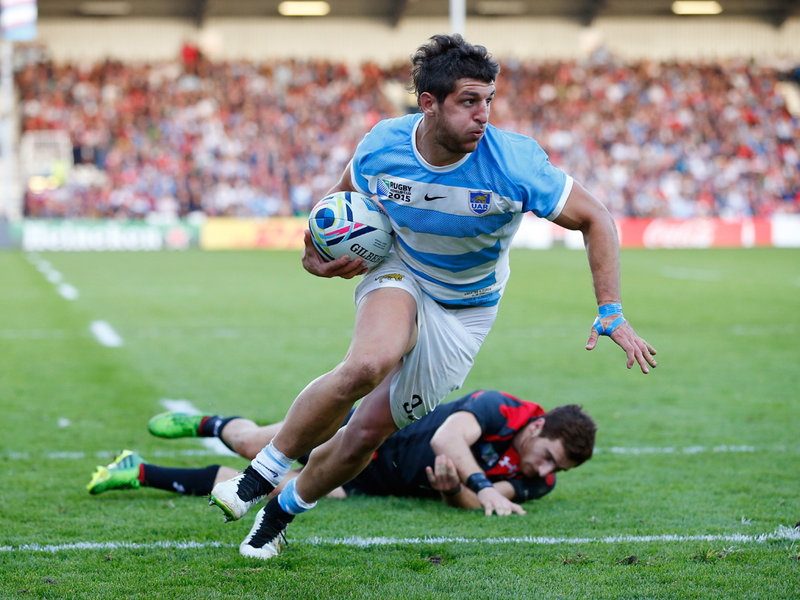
308, 191, 393, 268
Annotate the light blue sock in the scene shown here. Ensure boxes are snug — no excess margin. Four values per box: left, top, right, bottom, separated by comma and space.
251, 442, 291, 487
277, 478, 317, 515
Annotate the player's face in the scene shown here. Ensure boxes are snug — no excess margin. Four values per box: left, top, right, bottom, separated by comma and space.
518, 422, 577, 479
431, 78, 495, 157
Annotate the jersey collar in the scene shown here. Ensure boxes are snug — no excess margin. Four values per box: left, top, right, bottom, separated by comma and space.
411, 116, 473, 173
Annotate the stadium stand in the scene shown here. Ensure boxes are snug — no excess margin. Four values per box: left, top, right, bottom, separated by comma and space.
15, 50, 800, 219
17, 55, 398, 219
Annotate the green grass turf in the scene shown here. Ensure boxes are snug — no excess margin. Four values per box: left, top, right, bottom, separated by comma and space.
1, 248, 798, 599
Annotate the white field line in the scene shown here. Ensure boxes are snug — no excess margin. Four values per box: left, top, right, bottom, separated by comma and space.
310, 526, 800, 547
159, 398, 237, 456
57, 283, 79, 300
27, 253, 79, 301
89, 320, 123, 347
27, 254, 124, 346
2, 443, 798, 462
2, 526, 798, 554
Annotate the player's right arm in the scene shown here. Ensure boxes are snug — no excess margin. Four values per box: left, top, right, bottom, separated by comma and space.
552, 181, 657, 373
429, 411, 525, 516
301, 161, 368, 279
425, 454, 516, 509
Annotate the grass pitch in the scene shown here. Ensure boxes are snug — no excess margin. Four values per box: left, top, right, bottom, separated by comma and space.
1, 247, 798, 599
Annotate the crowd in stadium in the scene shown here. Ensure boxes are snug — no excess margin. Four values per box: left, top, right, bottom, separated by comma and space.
16, 48, 800, 220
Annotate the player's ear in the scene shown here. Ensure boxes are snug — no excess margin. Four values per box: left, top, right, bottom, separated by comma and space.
419, 92, 437, 116
527, 418, 545, 438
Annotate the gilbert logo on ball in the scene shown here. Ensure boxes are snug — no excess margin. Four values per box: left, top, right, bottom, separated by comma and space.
308, 191, 393, 268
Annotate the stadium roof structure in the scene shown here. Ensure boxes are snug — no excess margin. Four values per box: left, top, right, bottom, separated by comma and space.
36, 0, 800, 28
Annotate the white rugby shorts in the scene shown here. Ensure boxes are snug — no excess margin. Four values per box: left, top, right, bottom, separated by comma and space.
354, 252, 497, 428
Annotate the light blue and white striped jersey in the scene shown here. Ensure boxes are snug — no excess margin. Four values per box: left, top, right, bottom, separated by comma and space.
351, 113, 573, 307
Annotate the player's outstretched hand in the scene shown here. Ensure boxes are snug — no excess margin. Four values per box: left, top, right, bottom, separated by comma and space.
477, 486, 526, 517
585, 317, 658, 374
425, 454, 461, 494
302, 230, 368, 279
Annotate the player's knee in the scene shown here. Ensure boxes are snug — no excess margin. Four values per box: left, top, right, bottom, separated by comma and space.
337, 355, 395, 398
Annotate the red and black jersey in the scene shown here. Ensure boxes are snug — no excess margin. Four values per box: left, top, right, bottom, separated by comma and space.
342, 389, 556, 502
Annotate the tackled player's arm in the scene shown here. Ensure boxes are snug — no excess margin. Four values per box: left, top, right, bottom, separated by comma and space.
425, 454, 516, 510
429, 412, 524, 516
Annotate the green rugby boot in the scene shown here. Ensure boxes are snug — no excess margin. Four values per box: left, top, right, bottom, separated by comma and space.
87, 450, 144, 495
147, 412, 207, 438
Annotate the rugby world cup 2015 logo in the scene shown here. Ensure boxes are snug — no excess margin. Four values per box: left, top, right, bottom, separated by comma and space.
377, 178, 412, 203
469, 190, 492, 215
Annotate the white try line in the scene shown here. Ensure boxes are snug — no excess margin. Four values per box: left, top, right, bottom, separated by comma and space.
311, 526, 800, 547
2, 526, 798, 554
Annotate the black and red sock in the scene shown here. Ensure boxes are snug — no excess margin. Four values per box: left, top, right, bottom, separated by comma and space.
198, 416, 241, 438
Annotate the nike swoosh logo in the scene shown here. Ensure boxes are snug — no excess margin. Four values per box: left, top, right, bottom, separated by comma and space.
254, 460, 279, 478
424, 194, 445, 201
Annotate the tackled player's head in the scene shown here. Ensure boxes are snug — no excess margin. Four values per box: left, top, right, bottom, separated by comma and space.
539, 404, 597, 467
411, 34, 500, 106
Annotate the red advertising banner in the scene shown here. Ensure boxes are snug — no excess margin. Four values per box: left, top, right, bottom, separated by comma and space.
616, 218, 773, 248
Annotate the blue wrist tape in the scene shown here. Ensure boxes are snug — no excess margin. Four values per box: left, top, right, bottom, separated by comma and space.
593, 303, 626, 336
598, 302, 623, 318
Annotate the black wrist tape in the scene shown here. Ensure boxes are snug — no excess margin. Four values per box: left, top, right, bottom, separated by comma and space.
465, 472, 493, 494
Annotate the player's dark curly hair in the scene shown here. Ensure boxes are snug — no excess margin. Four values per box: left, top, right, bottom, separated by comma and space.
540, 404, 597, 466
410, 33, 500, 106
